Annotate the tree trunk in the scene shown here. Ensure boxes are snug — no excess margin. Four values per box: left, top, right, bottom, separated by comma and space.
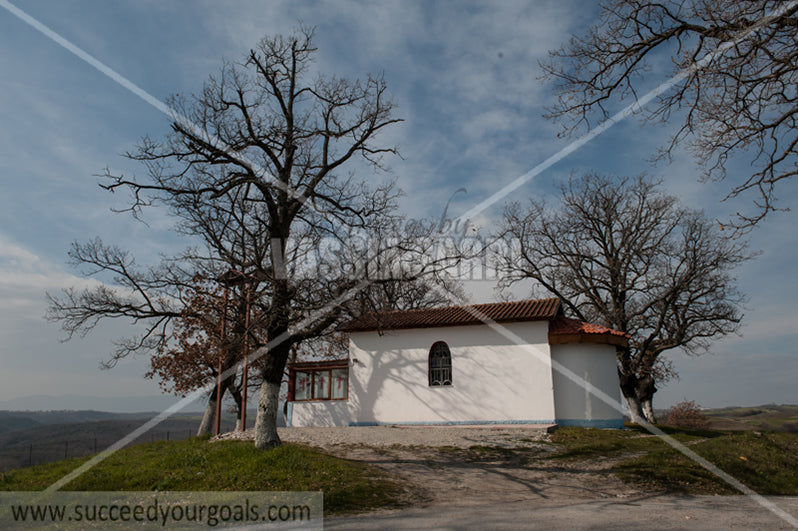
641, 397, 657, 424
254, 379, 281, 449
623, 394, 646, 425
637, 378, 658, 424
230, 385, 244, 431
196, 390, 218, 436
254, 262, 292, 449
618, 369, 645, 424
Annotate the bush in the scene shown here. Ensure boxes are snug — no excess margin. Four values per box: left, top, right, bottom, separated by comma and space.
665, 400, 710, 429
779, 422, 798, 434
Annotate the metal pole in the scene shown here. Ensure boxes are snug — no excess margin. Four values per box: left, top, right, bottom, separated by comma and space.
240, 283, 251, 431
215, 286, 229, 436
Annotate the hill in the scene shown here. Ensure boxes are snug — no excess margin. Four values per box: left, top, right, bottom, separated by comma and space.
0, 413, 238, 471
0, 410, 156, 434
702, 404, 798, 432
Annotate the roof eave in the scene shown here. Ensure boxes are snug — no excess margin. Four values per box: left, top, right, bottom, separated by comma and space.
548, 333, 628, 347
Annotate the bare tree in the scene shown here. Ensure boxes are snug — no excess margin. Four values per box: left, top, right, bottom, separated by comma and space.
49, 27, 461, 448
47, 178, 273, 435
495, 174, 751, 423
541, 0, 798, 231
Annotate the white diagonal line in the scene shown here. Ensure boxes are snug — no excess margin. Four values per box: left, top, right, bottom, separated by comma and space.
6, 0, 794, 525
429, 290, 798, 528
0, 0, 325, 218
456, 0, 798, 224
43, 276, 376, 494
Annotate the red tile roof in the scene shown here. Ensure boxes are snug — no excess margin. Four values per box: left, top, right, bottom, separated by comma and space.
549, 316, 628, 347
339, 298, 563, 332
340, 298, 629, 347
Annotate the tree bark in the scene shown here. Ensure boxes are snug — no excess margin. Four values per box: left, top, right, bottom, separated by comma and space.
637, 378, 658, 424
254, 379, 281, 449
618, 369, 645, 424
624, 394, 646, 425
196, 389, 218, 436
229, 385, 244, 431
641, 397, 657, 424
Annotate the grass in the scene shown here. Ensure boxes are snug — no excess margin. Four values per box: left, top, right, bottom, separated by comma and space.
615, 431, 798, 495
0, 437, 409, 515
548, 426, 798, 496
702, 404, 798, 432
548, 425, 714, 460
3, 424, 796, 511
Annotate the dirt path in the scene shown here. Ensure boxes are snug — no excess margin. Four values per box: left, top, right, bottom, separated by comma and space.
218, 426, 644, 507
330, 443, 641, 507
217, 426, 798, 528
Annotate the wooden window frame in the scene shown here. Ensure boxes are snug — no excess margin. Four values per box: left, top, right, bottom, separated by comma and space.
288, 361, 349, 402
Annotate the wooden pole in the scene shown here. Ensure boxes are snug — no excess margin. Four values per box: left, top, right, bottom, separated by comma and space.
215, 286, 229, 436
240, 283, 251, 431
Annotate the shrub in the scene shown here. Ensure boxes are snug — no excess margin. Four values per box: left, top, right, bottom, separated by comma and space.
665, 400, 710, 429
779, 422, 798, 434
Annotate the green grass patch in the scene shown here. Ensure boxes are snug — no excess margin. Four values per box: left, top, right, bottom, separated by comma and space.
549, 427, 798, 495
548, 426, 710, 460
0, 437, 409, 515
616, 431, 798, 495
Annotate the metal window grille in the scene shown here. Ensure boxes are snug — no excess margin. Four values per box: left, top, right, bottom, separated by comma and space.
429, 341, 452, 386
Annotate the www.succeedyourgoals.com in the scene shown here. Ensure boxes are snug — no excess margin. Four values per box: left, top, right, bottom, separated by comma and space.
1, 491, 323, 529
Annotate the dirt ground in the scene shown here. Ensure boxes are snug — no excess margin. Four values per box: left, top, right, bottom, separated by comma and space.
331, 443, 642, 508
218, 426, 798, 528
226, 426, 646, 506
222, 425, 641, 506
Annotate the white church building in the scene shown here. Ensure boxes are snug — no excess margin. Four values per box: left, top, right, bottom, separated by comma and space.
286, 298, 627, 429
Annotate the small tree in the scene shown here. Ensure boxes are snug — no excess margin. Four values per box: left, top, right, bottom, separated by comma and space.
145, 276, 263, 435
666, 400, 710, 430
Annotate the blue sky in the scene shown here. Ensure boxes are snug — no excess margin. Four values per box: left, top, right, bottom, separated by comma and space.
0, 0, 796, 411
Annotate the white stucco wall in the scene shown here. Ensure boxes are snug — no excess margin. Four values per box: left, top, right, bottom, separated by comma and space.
345, 322, 556, 425
289, 400, 351, 427
550, 342, 624, 428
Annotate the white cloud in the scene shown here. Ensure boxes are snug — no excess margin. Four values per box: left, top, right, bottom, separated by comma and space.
0, 233, 161, 400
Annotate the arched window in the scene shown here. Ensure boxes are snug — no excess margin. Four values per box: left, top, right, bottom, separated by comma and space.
428, 341, 452, 386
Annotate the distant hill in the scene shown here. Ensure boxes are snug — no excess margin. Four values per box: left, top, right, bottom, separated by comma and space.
0, 410, 155, 434
0, 412, 243, 471
702, 404, 798, 432
0, 394, 207, 413
0, 406, 285, 472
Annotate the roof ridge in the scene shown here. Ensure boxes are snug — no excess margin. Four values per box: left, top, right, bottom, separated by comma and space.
340, 297, 563, 332
361, 297, 560, 317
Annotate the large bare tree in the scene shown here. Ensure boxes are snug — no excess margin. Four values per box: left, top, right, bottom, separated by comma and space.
541, 0, 798, 231
495, 174, 751, 423
49, 27, 461, 448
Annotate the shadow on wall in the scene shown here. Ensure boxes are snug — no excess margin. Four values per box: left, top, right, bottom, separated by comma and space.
346, 323, 559, 425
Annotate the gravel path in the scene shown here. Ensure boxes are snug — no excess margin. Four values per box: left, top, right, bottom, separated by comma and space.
213, 425, 555, 448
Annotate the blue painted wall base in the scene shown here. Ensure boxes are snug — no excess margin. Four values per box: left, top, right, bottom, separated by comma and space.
555, 418, 625, 429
